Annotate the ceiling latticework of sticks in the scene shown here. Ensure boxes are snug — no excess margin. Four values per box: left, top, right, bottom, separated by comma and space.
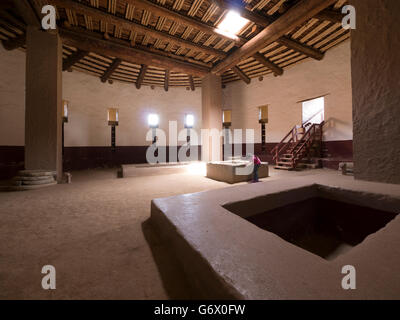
0, 0, 349, 89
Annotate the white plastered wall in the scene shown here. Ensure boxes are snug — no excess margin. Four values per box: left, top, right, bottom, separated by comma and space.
0, 40, 352, 147
0, 46, 202, 147
222, 40, 353, 143
62, 71, 202, 146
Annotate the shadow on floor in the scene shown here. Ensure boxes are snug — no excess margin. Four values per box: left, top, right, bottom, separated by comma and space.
142, 219, 196, 299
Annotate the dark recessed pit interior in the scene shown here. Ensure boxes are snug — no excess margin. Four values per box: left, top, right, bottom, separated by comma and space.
224, 197, 398, 260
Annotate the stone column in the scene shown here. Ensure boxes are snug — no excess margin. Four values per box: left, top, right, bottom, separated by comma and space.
25, 27, 63, 181
350, 0, 400, 184
201, 73, 222, 162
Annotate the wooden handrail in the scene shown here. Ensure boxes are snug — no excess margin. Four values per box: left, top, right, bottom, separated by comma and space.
271, 125, 296, 153
271, 124, 306, 163
271, 121, 324, 166
271, 125, 301, 163
291, 121, 325, 167
302, 110, 324, 127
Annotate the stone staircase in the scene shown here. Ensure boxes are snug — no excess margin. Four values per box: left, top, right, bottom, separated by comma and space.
272, 122, 324, 170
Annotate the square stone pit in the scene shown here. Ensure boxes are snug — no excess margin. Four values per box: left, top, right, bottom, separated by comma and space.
150, 173, 400, 299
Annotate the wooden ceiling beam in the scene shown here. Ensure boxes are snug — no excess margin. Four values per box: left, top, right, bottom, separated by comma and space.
164, 70, 169, 92
252, 52, 283, 76
0, 10, 27, 30
212, 0, 336, 74
133, 42, 212, 68
315, 9, 344, 23
13, 0, 40, 27
214, 0, 273, 28
216, 1, 341, 27
136, 64, 148, 89
232, 66, 250, 84
62, 49, 88, 71
49, 0, 226, 59
122, 0, 242, 44
59, 27, 210, 77
189, 75, 195, 91
277, 36, 324, 60
0, 0, 14, 10
101, 58, 122, 83
1, 34, 26, 51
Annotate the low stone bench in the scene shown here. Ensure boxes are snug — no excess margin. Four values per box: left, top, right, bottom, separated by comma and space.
206, 161, 269, 184
120, 162, 190, 178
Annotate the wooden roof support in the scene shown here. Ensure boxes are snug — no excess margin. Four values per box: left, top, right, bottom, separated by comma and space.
133, 42, 212, 68
211, 0, 336, 74
214, 0, 273, 28
59, 27, 210, 76
62, 49, 88, 71
277, 36, 324, 60
189, 75, 195, 91
50, 0, 229, 57
13, 0, 40, 26
216, 0, 341, 26
164, 70, 170, 92
121, 0, 241, 45
315, 9, 344, 23
101, 58, 122, 83
136, 64, 148, 89
0, 10, 27, 30
0, 0, 14, 10
1, 34, 26, 50
214, 0, 332, 63
252, 52, 283, 76
232, 66, 250, 84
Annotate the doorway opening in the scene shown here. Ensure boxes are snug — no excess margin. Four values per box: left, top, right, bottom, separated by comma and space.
302, 96, 324, 125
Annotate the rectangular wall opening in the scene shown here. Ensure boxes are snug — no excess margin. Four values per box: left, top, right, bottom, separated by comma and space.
302, 96, 324, 125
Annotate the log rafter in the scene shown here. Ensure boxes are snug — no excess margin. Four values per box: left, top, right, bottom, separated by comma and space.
12, 0, 40, 26
164, 70, 170, 91
216, 0, 343, 28
60, 27, 210, 76
101, 57, 122, 82
232, 66, 251, 84
252, 52, 283, 76
0, 0, 350, 88
316, 8, 344, 23
189, 75, 195, 91
49, 0, 227, 59
0, 0, 14, 10
62, 49, 88, 71
277, 36, 324, 60
1, 34, 26, 51
136, 64, 148, 89
120, 0, 243, 44
212, 0, 337, 74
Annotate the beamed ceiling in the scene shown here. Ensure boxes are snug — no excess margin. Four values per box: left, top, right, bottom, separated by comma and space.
0, 0, 349, 89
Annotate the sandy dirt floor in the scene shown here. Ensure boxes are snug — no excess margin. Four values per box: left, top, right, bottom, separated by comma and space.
0, 165, 332, 299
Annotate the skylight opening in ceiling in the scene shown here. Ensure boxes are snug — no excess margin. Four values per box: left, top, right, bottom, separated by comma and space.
216, 10, 250, 39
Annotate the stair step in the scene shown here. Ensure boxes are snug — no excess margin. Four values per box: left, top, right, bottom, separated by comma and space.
273, 123, 324, 169
274, 165, 293, 170
277, 161, 293, 166
297, 163, 319, 169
